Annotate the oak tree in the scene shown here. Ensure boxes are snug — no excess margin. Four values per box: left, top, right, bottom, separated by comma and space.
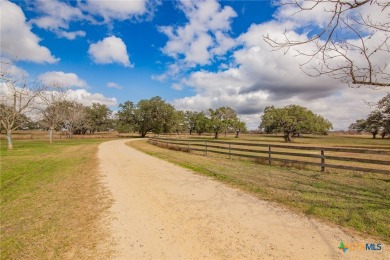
259, 105, 332, 142
134, 96, 176, 137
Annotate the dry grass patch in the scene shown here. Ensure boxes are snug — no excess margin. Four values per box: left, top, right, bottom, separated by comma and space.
1, 140, 113, 259
129, 139, 390, 243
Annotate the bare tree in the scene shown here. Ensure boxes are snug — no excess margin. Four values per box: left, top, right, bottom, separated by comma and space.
61, 101, 87, 138
0, 76, 44, 149
37, 85, 69, 143
264, 0, 390, 87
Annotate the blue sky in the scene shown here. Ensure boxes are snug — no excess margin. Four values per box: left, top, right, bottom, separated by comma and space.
1, 0, 388, 130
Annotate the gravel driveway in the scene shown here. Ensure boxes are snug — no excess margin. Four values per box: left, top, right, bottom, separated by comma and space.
98, 139, 387, 259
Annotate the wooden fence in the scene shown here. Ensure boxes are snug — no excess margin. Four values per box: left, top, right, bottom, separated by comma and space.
0, 133, 120, 140
149, 137, 390, 174
0, 132, 142, 140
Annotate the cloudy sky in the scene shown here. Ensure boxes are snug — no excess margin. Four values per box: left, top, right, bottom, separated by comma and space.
1, 0, 389, 130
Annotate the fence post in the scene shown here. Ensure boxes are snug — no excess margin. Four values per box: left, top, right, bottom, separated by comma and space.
321, 150, 325, 172
229, 143, 231, 159
268, 145, 272, 165
205, 141, 208, 155
188, 140, 190, 151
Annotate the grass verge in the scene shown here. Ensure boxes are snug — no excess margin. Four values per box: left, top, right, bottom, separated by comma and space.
0, 139, 112, 259
128, 139, 390, 243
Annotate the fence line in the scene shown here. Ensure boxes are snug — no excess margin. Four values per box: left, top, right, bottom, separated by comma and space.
0, 132, 142, 140
149, 137, 390, 175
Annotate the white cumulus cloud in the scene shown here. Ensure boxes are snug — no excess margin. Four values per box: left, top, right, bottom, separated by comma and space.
0, 0, 58, 63
88, 36, 132, 67
158, 0, 237, 76
57, 30, 86, 40
67, 89, 117, 107
39, 71, 87, 88
31, 0, 86, 40
171, 20, 389, 130
81, 0, 151, 22
0, 59, 28, 79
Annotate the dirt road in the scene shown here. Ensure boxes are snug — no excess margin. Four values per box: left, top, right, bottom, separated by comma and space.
98, 139, 387, 259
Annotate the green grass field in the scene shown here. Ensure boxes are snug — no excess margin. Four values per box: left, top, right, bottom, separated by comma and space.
0, 139, 112, 259
129, 134, 390, 243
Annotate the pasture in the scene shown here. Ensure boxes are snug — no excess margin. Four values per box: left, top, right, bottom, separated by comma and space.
129, 134, 390, 242
150, 138, 390, 174
1, 133, 389, 258
0, 139, 112, 259
0, 130, 135, 141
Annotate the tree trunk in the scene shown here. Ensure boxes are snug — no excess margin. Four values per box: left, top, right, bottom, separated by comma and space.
141, 132, 147, 138
49, 127, 54, 144
214, 132, 219, 139
284, 132, 292, 142
235, 130, 240, 138
6, 129, 13, 150
372, 132, 377, 139
189, 129, 192, 135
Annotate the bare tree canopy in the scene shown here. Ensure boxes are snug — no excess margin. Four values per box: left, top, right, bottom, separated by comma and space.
0, 76, 45, 149
37, 86, 69, 143
264, 0, 390, 87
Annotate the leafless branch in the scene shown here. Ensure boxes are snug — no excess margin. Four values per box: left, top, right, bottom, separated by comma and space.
264, 0, 390, 87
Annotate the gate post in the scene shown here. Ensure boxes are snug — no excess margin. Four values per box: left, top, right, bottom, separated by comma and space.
268, 145, 272, 165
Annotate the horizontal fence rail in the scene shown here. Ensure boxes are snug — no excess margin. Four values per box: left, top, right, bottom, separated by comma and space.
149, 137, 390, 175
0, 132, 132, 140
